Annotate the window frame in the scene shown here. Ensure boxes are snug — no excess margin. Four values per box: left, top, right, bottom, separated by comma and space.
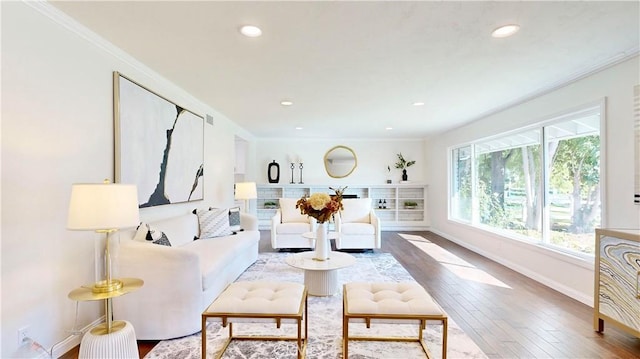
447, 99, 606, 259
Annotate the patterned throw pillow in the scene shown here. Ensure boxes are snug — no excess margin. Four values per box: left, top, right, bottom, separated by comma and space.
145, 224, 172, 246
228, 207, 241, 232
197, 208, 232, 239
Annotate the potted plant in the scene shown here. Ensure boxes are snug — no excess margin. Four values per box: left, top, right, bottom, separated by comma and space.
404, 201, 418, 209
395, 153, 416, 182
264, 201, 278, 209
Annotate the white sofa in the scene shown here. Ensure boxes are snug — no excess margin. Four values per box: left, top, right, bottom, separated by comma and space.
335, 198, 381, 250
271, 198, 317, 249
113, 211, 260, 340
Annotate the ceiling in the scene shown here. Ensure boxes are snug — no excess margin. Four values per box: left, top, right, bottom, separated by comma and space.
50, 1, 639, 140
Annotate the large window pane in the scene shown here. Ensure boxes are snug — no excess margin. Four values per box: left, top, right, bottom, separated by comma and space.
451, 146, 472, 222
475, 129, 542, 238
545, 115, 601, 254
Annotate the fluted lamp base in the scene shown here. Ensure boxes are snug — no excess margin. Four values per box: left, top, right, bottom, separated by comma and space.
79, 320, 139, 359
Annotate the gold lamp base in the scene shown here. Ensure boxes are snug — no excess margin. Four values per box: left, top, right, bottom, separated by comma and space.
91, 279, 124, 293
90, 320, 128, 335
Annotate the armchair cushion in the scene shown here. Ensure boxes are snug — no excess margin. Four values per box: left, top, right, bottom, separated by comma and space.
279, 198, 308, 223
277, 222, 313, 234
341, 222, 376, 235
341, 198, 372, 223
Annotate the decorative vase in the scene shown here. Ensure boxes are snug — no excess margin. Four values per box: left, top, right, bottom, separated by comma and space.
314, 222, 330, 261
402, 169, 408, 181
267, 160, 280, 183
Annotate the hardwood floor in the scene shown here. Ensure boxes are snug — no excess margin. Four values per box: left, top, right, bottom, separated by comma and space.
61, 230, 640, 358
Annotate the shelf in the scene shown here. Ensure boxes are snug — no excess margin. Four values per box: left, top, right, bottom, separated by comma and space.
257, 184, 428, 230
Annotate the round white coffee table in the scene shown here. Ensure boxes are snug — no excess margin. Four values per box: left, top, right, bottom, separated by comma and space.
285, 251, 356, 296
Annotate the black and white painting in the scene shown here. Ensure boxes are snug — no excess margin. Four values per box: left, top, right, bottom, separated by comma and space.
114, 72, 204, 208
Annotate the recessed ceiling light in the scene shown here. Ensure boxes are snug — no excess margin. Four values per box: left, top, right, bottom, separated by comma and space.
295, 127, 303, 130
239, 25, 262, 37
491, 24, 520, 38
412, 102, 425, 106
386, 127, 393, 130
280, 100, 293, 106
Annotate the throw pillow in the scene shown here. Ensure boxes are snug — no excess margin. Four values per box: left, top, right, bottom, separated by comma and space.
144, 223, 172, 246
228, 207, 241, 232
197, 208, 232, 239
132, 222, 148, 242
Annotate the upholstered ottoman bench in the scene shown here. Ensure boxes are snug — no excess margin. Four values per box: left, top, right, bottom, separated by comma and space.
343, 282, 448, 359
202, 281, 308, 359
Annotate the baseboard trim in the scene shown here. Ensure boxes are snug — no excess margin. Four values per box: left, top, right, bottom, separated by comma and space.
52, 316, 104, 358
429, 228, 593, 306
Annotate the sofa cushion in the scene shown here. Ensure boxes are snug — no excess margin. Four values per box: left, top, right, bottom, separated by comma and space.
197, 208, 232, 239
182, 231, 258, 291
341, 198, 372, 223
279, 198, 309, 223
146, 214, 199, 247
131, 223, 172, 246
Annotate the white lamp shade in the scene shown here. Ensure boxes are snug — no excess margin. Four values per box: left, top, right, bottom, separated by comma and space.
234, 182, 257, 200
67, 183, 140, 230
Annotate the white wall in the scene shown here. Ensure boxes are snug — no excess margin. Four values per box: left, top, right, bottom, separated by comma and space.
1, 2, 254, 357
425, 56, 640, 305
255, 138, 426, 185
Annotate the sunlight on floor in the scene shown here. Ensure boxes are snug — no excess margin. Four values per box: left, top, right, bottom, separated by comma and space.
398, 233, 512, 289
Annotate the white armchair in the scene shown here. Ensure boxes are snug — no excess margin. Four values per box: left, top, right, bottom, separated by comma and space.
335, 198, 381, 250
271, 198, 317, 249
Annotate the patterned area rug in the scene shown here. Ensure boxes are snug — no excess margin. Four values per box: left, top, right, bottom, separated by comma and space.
145, 252, 487, 359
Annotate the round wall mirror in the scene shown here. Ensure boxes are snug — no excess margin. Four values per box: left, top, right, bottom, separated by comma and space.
324, 145, 357, 178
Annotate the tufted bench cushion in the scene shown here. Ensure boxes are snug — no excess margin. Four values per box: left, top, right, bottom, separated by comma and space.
202, 281, 308, 359
343, 282, 448, 359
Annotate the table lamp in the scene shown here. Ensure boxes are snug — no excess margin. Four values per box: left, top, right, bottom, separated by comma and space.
67, 180, 143, 336
235, 182, 257, 213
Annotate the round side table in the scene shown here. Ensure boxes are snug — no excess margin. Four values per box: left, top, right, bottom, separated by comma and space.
285, 251, 356, 296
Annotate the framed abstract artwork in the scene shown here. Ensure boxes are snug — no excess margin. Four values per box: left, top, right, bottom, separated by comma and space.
114, 72, 204, 208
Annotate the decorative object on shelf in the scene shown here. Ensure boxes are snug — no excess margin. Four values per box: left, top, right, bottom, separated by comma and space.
66, 180, 143, 358
235, 182, 257, 213
264, 201, 278, 209
378, 199, 383, 209
383, 199, 387, 209
395, 152, 416, 182
114, 72, 204, 208
404, 201, 418, 209
267, 160, 280, 184
324, 145, 357, 178
299, 162, 304, 184
386, 165, 392, 184
296, 187, 346, 260
290, 162, 295, 184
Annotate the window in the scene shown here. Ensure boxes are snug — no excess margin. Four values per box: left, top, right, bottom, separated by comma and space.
449, 105, 602, 255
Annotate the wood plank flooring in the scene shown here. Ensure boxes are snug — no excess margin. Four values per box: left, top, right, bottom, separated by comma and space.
61, 230, 640, 358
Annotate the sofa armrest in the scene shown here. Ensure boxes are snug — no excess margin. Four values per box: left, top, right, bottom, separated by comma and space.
240, 213, 258, 231
370, 210, 382, 248
271, 209, 282, 248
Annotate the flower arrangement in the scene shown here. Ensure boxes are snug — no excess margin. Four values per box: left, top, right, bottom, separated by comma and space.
296, 187, 345, 223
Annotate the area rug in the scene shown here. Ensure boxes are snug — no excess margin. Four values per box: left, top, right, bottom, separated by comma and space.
145, 252, 488, 359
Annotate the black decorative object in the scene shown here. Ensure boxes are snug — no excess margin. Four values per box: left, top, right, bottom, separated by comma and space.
298, 163, 304, 184
267, 160, 280, 183
402, 169, 408, 181
378, 199, 382, 209
290, 163, 295, 184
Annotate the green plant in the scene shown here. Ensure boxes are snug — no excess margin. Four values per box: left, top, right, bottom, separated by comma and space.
394, 153, 416, 170
404, 201, 418, 207
264, 201, 277, 206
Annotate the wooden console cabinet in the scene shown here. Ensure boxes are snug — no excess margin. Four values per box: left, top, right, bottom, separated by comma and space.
594, 228, 640, 337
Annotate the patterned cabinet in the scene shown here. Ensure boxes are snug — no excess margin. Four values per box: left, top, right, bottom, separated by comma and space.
594, 229, 640, 338
256, 184, 428, 230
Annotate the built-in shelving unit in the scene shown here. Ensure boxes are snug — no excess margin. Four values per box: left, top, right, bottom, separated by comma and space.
257, 184, 429, 230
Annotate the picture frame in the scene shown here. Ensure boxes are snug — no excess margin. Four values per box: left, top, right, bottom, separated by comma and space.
114, 72, 204, 208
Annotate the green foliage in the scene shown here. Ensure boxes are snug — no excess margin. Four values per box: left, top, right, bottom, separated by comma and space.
394, 153, 416, 169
